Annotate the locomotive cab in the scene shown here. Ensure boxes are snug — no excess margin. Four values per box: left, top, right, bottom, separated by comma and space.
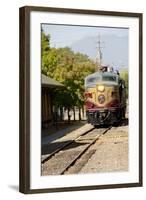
85, 72, 126, 125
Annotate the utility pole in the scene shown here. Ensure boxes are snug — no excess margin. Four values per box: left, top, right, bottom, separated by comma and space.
95, 34, 104, 71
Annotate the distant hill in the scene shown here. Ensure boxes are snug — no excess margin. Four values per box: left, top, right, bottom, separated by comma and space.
71, 34, 128, 69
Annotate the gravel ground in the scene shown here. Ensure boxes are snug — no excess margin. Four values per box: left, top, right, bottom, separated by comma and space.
79, 125, 128, 173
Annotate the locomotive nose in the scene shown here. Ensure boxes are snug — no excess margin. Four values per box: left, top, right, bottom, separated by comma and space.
96, 84, 106, 104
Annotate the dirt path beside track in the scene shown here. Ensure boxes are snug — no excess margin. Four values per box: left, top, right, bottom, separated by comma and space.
79, 125, 128, 173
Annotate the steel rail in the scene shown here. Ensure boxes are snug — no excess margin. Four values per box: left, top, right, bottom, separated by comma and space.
60, 126, 112, 175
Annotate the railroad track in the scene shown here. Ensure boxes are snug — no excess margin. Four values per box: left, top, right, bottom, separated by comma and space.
42, 126, 112, 176
41, 126, 95, 163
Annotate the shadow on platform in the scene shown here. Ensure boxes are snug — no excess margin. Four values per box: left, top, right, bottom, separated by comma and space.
42, 140, 88, 156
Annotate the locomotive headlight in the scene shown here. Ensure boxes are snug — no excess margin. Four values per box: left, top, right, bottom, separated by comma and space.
98, 94, 105, 104
98, 85, 105, 92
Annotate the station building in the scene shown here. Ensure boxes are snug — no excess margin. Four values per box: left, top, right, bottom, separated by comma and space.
41, 74, 63, 127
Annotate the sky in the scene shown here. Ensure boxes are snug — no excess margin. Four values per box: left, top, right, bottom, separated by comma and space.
41, 24, 129, 68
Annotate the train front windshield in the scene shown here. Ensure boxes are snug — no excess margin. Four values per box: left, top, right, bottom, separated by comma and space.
85, 74, 118, 88
85, 76, 100, 87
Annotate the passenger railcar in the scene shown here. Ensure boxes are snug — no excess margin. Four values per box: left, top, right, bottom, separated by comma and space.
84, 71, 126, 126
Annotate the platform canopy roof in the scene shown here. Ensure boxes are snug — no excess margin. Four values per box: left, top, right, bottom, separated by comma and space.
42, 74, 64, 88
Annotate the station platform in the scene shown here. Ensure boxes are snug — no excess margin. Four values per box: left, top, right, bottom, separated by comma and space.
42, 121, 88, 146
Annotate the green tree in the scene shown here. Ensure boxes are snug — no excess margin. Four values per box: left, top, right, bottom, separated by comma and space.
41, 31, 50, 53
53, 49, 95, 108
41, 30, 96, 119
